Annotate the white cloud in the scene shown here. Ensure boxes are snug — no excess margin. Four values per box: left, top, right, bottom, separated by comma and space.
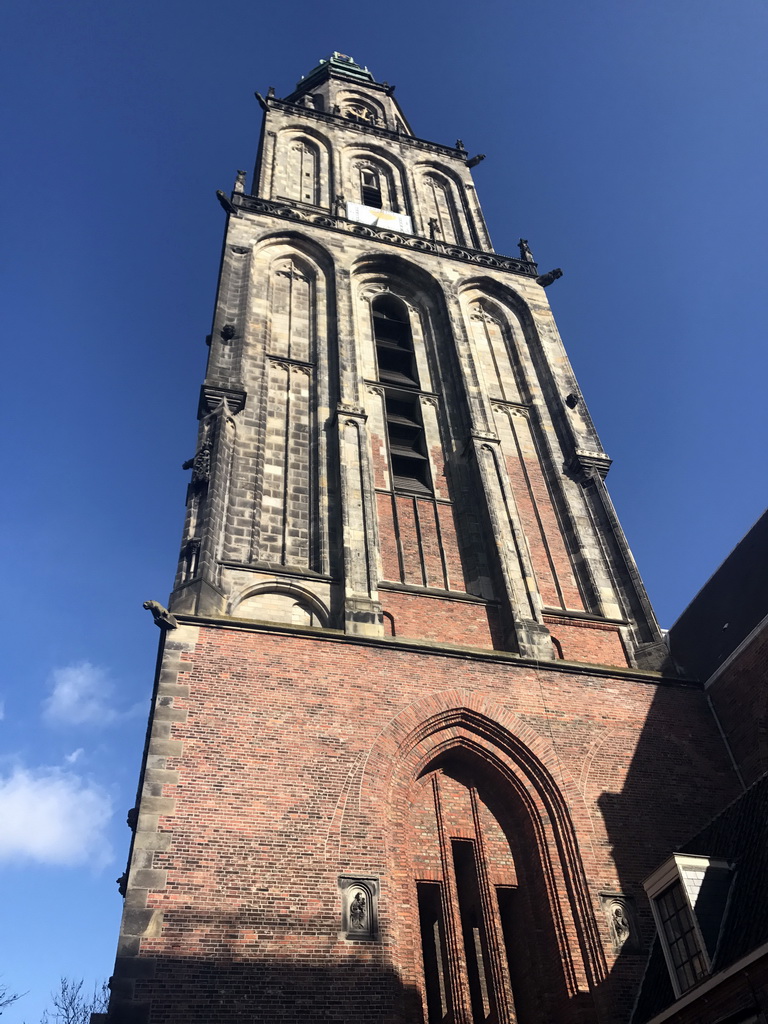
42, 661, 120, 727
0, 700, 5, 720
65, 748, 84, 764
0, 767, 113, 867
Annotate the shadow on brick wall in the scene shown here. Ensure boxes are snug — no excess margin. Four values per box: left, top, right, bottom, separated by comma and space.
109, 951, 421, 1024
595, 681, 742, 1022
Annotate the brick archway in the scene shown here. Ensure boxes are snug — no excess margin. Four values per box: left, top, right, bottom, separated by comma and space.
357, 690, 605, 1023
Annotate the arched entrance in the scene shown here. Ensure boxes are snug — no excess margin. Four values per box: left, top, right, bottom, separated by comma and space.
410, 750, 571, 1023
364, 699, 605, 1024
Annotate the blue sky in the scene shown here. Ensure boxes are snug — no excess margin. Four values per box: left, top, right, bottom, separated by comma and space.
1, 0, 767, 1018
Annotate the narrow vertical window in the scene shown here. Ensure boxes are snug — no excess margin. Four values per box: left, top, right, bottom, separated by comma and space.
372, 295, 433, 495
372, 295, 418, 386
384, 393, 432, 495
497, 886, 535, 1024
452, 840, 494, 1023
418, 882, 451, 1023
361, 167, 383, 208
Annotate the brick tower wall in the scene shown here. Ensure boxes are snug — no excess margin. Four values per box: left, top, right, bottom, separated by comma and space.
110, 621, 739, 1024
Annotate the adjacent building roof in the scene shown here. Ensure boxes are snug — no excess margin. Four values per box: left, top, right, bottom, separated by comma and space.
667, 510, 768, 681
632, 773, 768, 1022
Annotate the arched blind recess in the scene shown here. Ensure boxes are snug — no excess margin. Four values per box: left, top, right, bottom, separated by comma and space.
290, 140, 319, 205
425, 174, 463, 244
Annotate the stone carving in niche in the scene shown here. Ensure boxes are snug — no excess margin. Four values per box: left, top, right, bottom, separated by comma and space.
600, 893, 641, 953
470, 304, 499, 325
183, 438, 212, 488
343, 101, 378, 125
182, 537, 201, 581
338, 876, 379, 940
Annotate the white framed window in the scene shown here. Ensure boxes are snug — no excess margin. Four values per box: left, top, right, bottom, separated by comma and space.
644, 854, 732, 998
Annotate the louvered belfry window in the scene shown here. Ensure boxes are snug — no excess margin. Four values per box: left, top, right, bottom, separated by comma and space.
372, 295, 432, 495
361, 167, 383, 208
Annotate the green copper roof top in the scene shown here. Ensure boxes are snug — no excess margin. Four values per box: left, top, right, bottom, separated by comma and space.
297, 52, 376, 90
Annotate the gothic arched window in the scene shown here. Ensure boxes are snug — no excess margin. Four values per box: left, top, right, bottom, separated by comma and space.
372, 294, 417, 387
372, 294, 432, 495
360, 167, 383, 209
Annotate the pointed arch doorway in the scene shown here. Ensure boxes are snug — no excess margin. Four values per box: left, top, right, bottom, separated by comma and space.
412, 751, 572, 1024
371, 703, 604, 1024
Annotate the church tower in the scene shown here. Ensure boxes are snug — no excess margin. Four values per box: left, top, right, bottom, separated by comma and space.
106, 55, 741, 1024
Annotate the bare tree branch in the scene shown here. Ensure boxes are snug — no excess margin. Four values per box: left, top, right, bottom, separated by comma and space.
0, 979, 23, 1015
37, 978, 108, 1024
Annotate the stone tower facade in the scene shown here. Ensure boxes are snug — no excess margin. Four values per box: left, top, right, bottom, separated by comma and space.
106, 55, 741, 1024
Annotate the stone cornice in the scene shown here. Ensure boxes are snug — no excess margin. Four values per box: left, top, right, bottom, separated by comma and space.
233, 194, 539, 278
268, 98, 461, 160
198, 381, 247, 419
571, 448, 613, 480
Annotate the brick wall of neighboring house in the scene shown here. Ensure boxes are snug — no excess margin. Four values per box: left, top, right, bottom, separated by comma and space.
652, 955, 768, 1024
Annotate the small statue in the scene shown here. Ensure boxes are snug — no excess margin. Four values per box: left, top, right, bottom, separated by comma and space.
350, 892, 366, 930
536, 268, 563, 287
126, 807, 138, 831
518, 238, 535, 262
428, 217, 440, 241
611, 903, 631, 947
334, 193, 346, 217
466, 153, 486, 168
143, 600, 178, 631
234, 170, 247, 194
116, 873, 128, 897
266, 86, 275, 99
455, 139, 466, 152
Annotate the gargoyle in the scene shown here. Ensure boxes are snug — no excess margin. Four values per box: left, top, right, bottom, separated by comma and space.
143, 600, 178, 630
